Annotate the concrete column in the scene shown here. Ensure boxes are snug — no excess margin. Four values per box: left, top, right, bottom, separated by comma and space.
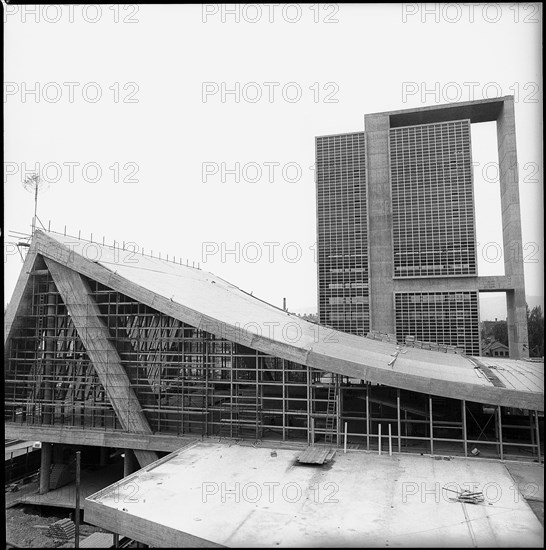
39, 442, 52, 494
100, 447, 109, 467
365, 113, 394, 333
497, 98, 529, 358
123, 449, 135, 477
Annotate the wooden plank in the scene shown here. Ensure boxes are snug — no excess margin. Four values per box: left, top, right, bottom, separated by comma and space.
44, 258, 158, 468
297, 447, 334, 464
467, 357, 506, 388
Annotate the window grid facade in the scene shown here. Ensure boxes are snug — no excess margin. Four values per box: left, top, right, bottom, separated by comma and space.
395, 291, 480, 356
316, 132, 370, 335
390, 120, 477, 278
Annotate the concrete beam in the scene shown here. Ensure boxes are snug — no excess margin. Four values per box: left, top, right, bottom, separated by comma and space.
4, 423, 197, 453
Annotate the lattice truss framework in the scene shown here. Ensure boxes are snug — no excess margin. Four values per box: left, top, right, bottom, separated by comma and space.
4, 254, 541, 459
5, 259, 342, 441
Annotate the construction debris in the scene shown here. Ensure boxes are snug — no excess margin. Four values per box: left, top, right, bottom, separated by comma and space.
45, 518, 76, 540
442, 486, 485, 504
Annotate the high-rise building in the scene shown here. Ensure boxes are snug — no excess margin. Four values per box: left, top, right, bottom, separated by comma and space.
316, 132, 369, 335
316, 96, 528, 358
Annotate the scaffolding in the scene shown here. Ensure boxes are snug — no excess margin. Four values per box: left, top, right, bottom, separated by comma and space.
4, 264, 543, 461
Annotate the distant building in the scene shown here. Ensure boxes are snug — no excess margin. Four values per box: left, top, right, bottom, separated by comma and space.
316, 96, 528, 358
483, 340, 510, 358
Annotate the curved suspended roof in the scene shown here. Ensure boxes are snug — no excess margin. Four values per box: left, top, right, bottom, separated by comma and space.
30, 230, 543, 411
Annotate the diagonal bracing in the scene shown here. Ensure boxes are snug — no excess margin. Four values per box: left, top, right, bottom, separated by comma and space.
45, 257, 158, 468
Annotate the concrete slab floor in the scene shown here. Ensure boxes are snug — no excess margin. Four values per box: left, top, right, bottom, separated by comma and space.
87, 442, 543, 547
505, 461, 544, 526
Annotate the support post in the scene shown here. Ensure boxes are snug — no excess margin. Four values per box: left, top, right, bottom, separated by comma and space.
44, 281, 56, 424
397, 389, 401, 453
429, 395, 433, 455
100, 447, 108, 467
123, 449, 134, 477
378, 423, 382, 456
311, 418, 315, 446
75, 451, 81, 549
535, 410, 541, 463
404, 410, 408, 450
529, 411, 536, 448
344, 422, 348, 453
306, 366, 311, 446
366, 383, 370, 451
497, 406, 504, 461
462, 400, 468, 457
39, 442, 52, 494
388, 424, 392, 456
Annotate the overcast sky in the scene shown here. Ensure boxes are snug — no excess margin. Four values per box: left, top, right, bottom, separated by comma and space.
4, 3, 543, 320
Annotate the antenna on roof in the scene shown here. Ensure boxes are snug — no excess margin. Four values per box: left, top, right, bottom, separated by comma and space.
23, 173, 48, 236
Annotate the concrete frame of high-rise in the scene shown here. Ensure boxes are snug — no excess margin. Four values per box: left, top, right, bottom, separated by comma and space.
316, 96, 529, 359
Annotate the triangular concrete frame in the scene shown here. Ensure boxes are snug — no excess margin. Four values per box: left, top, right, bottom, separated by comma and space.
5, 243, 158, 467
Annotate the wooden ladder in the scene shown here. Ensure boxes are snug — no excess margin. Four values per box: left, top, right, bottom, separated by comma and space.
324, 376, 338, 445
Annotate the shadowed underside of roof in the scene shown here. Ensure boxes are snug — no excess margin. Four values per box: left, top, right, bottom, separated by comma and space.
6, 230, 543, 411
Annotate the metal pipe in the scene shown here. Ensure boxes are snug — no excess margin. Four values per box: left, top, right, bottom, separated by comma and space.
462, 400, 468, 457
378, 423, 382, 455
344, 422, 348, 453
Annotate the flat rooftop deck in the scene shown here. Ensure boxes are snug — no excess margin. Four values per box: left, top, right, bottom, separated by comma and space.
85, 441, 543, 547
